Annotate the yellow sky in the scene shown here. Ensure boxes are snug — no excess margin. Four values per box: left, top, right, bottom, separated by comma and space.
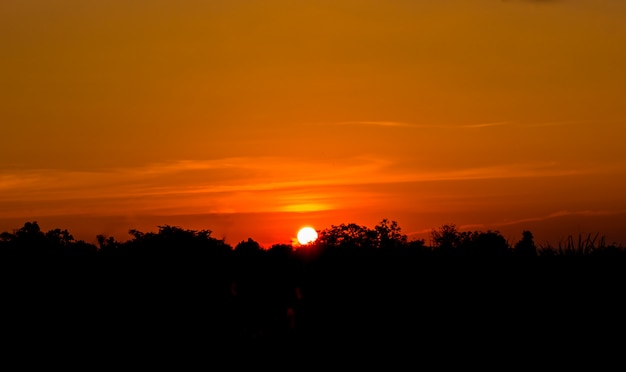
2, 0, 625, 247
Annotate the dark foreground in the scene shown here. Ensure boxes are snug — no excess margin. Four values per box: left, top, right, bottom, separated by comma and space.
3, 253, 626, 367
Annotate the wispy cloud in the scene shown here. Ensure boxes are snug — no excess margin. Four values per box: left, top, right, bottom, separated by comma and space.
0, 155, 610, 219
0, 158, 596, 198
522, 120, 594, 128
0, 173, 41, 191
497, 209, 626, 227
0, 156, 390, 216
405, 207, 625, 237
311, 121, 430, 128
458, 121, 511, 129
310, 120, 574, 130
501, 0, 561, 3
311, 120, 515, 129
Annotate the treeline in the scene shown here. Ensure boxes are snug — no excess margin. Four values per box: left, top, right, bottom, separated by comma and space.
2, 219, 626, 356
1, 218, 624, 260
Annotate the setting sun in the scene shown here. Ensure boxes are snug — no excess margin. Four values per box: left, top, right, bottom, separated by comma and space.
297, 227, 318, 245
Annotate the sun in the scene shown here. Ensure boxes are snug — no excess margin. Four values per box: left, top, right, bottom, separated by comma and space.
297, 226, 318, 245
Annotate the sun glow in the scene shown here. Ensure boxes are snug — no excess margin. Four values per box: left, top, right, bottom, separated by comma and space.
297, 227, 318, 245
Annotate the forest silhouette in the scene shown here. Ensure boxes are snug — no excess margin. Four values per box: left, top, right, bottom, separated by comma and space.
2, 219, 625, 364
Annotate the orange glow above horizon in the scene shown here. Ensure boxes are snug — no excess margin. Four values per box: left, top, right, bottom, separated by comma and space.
1, 0, 625, 247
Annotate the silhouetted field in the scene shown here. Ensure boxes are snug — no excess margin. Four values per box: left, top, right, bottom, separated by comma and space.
2, 221, 625, 365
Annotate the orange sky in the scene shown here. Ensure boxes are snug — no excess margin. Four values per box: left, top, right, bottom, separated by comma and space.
2, 0, 625, 247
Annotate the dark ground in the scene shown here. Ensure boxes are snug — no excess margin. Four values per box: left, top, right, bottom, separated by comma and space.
3, 255, 625, 368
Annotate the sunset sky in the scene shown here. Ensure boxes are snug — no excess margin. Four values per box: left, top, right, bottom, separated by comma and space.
2, 0, 625, 247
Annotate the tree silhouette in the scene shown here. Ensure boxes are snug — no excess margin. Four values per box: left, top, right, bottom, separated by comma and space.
407, 238, 427, 252
430, 225, 510, 258
375, 218, 407, 250
1, 221, 99, 259
315, 222, 376, 251
234, 237, 263, 256
44, 228, 74, 246
122, 224, 231, 260
462, 230, 510, 258
430, 224, 463, 254
514, 230, 537, 257
15, 221, 44, 240
314, 219, 409, 255
96, 234, 119, 253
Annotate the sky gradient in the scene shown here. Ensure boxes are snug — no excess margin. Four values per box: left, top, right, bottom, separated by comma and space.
2, 0, 625, 247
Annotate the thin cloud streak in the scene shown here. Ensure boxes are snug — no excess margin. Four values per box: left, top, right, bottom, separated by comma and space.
497, 209, 626, 227
309, 120, 596, 130
405, 209, 626, 243
0, 158, 602, 197
311, 121, 432, 128
312, 120, 514, 129
0, 157, 613, 216
500, 0, 561, 3
0, 174, 41, 191
522, 120, 599, 128
459, 121, 511, 129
